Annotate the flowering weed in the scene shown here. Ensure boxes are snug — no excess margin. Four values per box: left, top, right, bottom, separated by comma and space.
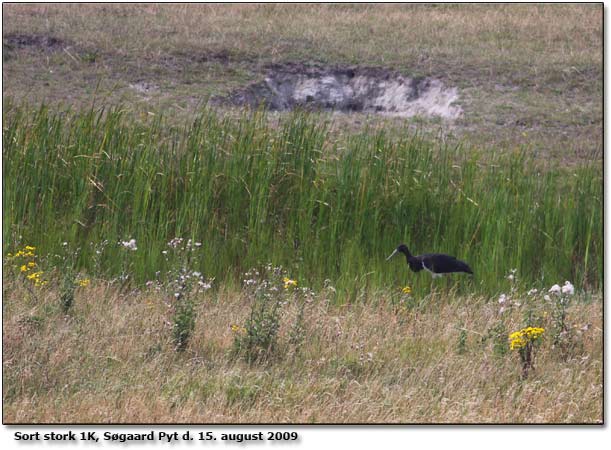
389, 285, 415, 318
6, 245, 47, 288
233, 267, 284, 362
491, 276, 589, 378
509, 326, 545, 378
161, 238, 212, 352
233, 265, 310, 363
547, 281, 580, 359
172, 295, 196, 352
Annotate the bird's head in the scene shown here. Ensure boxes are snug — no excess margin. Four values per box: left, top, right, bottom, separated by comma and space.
386, 243, 411, 261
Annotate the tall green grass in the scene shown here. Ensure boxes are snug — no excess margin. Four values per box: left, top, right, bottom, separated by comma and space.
2, 103, 603, 295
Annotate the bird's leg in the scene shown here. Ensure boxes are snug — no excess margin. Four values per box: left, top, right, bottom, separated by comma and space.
445, 277, 452, 295
429, 276, 438, 294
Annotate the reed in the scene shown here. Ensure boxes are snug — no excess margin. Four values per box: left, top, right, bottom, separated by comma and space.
2, 103, 602, 296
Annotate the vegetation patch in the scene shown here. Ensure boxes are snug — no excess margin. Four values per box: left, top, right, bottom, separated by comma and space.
2, 105, 602, 293
2, 281, 602, 423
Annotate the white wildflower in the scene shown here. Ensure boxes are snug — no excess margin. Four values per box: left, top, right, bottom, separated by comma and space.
121, 238, 137, 251
562, 281, 575, 296
548, 284, 561, 294
544, 294, 551, 302
527, 288, 538, 296
168, 237, 183, 248
498, 293, 507, 305
198, 281, 212, 290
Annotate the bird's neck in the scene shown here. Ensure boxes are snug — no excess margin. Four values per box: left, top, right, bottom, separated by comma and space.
400, 248, 413, 260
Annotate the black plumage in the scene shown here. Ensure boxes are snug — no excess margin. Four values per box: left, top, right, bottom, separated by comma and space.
386, 243, 473, 278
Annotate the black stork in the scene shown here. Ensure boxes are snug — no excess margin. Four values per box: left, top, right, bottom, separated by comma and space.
386, 244, 473, 278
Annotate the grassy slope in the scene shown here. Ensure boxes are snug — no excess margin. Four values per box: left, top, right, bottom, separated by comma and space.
2, 3, 603, 162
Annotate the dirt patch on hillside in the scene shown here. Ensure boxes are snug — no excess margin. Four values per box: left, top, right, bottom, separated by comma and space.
3, 33, 68, 52
227, 63, 462, 119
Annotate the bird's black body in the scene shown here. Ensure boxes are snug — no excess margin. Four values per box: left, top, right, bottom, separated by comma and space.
387, 244, 473, 277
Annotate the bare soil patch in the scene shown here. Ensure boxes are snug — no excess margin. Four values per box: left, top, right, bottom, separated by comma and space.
227, 63, 462, 119
3, 32, 67, 52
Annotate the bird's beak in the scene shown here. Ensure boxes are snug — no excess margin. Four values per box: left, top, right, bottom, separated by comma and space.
386, 248, 399, 261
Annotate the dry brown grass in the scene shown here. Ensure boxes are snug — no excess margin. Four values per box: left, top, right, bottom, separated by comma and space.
3, 279, 602, 424
2, 4, 601, 68
2, 3, 602, 162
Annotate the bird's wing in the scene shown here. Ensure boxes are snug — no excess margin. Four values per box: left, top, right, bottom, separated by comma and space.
420, 255, 438, 272
422, 254, 472, 274
408, 258, 424, 272
454, 258, 473, 274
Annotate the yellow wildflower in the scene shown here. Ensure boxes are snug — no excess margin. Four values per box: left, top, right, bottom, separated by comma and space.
402, 286, 412, 294
20, 264, 28, 272
230, 324, 246, 334
509, 327, 545, 350
27, 261, 36, 268
24, 246, 36, 251
78, 278, 91, 287
509, 334, 527, 350
283, 277, 298, 289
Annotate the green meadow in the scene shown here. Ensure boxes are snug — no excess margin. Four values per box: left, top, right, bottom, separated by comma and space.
3, 103, 602, 295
